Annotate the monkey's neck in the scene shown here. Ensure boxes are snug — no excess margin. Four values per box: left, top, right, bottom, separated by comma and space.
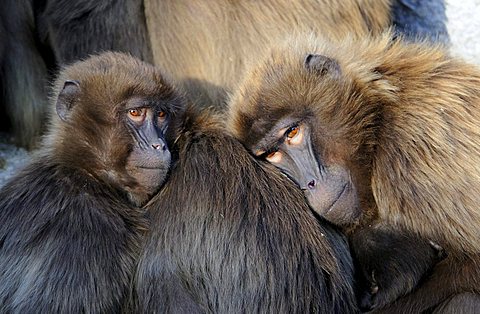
349, 34, 469, 111
32, 147, 132, 204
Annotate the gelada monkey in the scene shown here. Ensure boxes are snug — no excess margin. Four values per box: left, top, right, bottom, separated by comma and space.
0, 52, 183, 312
227, 32, 478, 312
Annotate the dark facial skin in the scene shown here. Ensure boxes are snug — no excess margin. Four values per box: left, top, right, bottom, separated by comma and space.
123, 97, 171, 194
134, 106, 358, 313
252, 115, 359, 226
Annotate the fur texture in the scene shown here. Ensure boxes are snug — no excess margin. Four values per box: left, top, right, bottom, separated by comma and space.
135, 106, 358, 313
0, 0, 51, 148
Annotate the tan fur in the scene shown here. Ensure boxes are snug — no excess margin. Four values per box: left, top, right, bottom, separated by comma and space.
145, 0, 391, 107
227, 31, 480, 311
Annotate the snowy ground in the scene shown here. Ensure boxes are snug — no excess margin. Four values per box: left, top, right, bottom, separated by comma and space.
0, 134, 29, 187
0, 0, 479, 186
447, 0, 480, 65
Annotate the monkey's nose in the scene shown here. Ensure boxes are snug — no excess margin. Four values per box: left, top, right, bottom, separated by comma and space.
307, 179, 316, 189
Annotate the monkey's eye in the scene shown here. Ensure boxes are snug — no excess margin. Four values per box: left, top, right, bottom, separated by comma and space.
157, 111, 167, 122
285, 125, 303, 145
265, 150, 282, 163
128, 109, 142, 116
127, 108, 146, 123
285, 125, 299, 139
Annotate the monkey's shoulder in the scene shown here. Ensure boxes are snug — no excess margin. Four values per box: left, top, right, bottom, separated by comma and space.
0, 160, 138, 244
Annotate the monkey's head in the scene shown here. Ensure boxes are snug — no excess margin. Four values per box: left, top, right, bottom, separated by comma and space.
47, 52, 185, 205
228, 38, 383, 226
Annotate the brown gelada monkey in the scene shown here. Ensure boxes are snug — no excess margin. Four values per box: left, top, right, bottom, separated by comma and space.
227, 32, 480, 312
134, 106, 358, 313
0, 52, 183, 312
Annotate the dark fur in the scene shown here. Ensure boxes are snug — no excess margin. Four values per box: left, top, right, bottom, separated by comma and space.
37, 0, 152, 64
0, 0, 152, 148
432, 292, 480, 313
0, 161, 142, 312
351, 226, 444, 311
135, 107, 358, 313
0, 0, 51, 147
0, 52, 182, 312
227, 32, 477, 312
0, 17, 7, 130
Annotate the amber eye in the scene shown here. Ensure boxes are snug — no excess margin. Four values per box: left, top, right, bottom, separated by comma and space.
286, 126, 299, 139
127, 108, 146, 123
128, 108, 142, 117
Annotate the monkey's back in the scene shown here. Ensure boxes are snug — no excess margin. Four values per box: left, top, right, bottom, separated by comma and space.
145, 0, 391, 108
135, 108, 357, 313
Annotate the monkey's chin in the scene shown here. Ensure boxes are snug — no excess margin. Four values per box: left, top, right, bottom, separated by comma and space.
306, 183, 360, 226
127, 167, 169, 203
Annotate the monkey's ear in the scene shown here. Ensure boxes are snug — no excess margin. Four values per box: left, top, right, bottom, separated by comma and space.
56, 80, 80, 122
304, 54, 341, 77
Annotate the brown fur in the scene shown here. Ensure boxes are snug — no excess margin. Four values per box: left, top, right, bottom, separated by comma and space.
0, 0, 153, 148
1, 0, 391, 148
47, 52, 182, 204
433, 292, 480, 313
227, 31, 480, 312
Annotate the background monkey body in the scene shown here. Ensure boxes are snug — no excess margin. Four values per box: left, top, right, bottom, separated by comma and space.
144, 0, 391, 108
227, 33, 480, 311
0, 52, 182, 312
1, 0, 392, 147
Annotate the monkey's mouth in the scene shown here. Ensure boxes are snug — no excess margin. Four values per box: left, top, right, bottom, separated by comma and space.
131, 161, 169, 170
325, 183, 349, 213
137, 166, 165, 170
126, 164, 168, 173
305, 181, 359, 226
127, 166, 170, 193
